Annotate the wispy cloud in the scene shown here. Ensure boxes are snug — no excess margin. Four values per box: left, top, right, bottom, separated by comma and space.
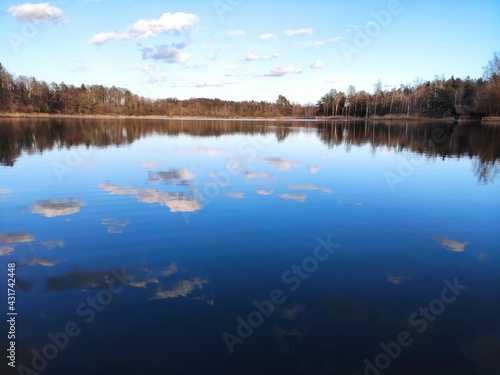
175, 79, 237, 88
89, 12, 198, 45
258, 33, 277, 41
297, 37, 342, 48
202, 44, 231, 50
135, 63, 157, 71
8, 2, 67, 24
226, 65, 239, 71
224, 29, 245, 37
244, 52, 279, 61
297, 41, 325, 48
283, 27, 313, 36
264, 65, 302, 77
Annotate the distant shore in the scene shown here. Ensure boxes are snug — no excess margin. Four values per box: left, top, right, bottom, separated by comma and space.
0, 112, 470, 122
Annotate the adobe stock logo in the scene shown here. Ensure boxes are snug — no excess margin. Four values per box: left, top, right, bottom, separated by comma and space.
222, 235, 340, 354
340, 0, 405, 63
363, 278, 467, 375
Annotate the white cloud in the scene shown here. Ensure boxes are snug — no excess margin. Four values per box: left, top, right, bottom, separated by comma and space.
202, 44, 231, 50
142, 43, 193, 64
225, 29, 245, 37
7, 2, 67, 24
264, 65, 303, 77
226, 65, 239, 71
307, 165, 320, 174
177, 79, 237, 88
384, 80, 397, 88
298, 41, 325, 48
258, 33, 277, 41
328, 37, 343, 43
88, 12, 198, 45
311, 60, 325, 69
283, 27, 313, 36
346, 24, 361, 32
244, 52, 278, 61
194, 79, 225, 88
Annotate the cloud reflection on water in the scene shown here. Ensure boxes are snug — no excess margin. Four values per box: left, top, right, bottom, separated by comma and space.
0, 232, 35, 243
32, 198, 84, 218
433, 235, 469, 252
99, 183, 201, 213
151, 277, 208, 300
0, 245, 15, 256
265, 157, 299, 171
279, 194, 306, 202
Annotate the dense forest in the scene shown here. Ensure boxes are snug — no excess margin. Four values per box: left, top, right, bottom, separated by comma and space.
0, 52, 498, 118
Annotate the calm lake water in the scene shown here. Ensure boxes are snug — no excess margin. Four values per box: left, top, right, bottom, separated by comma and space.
1, 118, 499, 375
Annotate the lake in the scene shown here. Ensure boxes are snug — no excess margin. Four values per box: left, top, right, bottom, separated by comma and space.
1, 118, 499, 375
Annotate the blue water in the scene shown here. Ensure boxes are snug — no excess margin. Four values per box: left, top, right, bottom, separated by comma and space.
1, 119, 499, 375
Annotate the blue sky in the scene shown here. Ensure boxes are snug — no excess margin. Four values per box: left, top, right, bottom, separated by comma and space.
0, 0, 499, 104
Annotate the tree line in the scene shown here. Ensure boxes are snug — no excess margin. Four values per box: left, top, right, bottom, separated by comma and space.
0, 52, 498, 118
1, 118, 498, 183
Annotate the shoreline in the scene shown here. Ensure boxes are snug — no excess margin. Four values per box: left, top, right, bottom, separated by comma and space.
0, 112, 469, 122
2, 112, 499, 123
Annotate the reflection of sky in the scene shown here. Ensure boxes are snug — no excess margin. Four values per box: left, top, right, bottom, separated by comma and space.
32, 198, 84, 217
1, 122, 499, 375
